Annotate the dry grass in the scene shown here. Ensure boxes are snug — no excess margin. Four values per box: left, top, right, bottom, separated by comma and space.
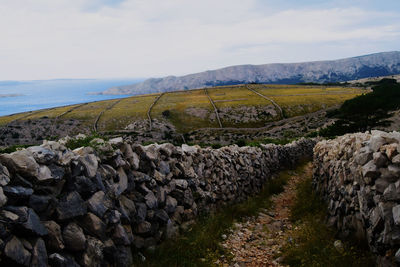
23, 104, 83, 120
98, 94, 158, 131
0, 84, 366, 132
151, 89, 219, 132
62, 99, 118, 128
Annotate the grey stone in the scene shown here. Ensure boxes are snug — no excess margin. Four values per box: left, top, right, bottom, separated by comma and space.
155, 209, 169, 224
79, 154, 98, 178
22, 208, 48, 236
393, 205, 400, 226
3, 186, 33, 199
0, 163, 10, 186
29, 194, 52, 214
48, 253, 80, 267
145, 191, 158, 209
112, 224, 132, 245
82, 236, 105, 267
393, 154, 400, 164
81, 212, 106, 239
383, 184, 400, 201
0, 150, 39, 179
135, 221, 152, 235
112, 167, 128, 197
369, 135, 386, 152
109, 137, 123, 146
158, 161, 170, 175
165, 196, 177, 213
4, 236, 31, 266
388, 164, 400, 176
174, 179, 188, 190
0, 187, 7, 207
395, 248, 400, 263
56, 191, 87, 220
27, 146, 57, 164
120, 196, 136, 217
37, 165, 53, 181
362, 160, 380, 179
373, 152, 388, 168
136, 203, 147, 222
31, 238, 48, 267
114, 245, 133, 267
63, 222, 86, 251
87, 191, 109, 218
43, 221, 65, 251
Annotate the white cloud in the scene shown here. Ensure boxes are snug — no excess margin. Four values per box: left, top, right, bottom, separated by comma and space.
0, 0, 399, 80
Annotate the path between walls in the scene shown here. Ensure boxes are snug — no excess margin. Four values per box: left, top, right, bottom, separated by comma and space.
219, 162, 312, 267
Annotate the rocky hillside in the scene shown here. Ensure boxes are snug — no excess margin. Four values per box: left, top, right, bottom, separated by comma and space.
102, 51, 400, 95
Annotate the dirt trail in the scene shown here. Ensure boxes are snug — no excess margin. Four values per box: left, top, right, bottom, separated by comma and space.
219, 163, 312, 267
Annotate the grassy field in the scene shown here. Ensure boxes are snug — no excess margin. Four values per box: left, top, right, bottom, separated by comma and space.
151, 89, 219, 132
98, 94, 159, 131
249, 84, 366, 117
0, 84, 366, 132
62, 99, 119, 129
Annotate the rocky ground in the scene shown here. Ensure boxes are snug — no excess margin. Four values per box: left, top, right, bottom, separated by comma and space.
0, 118, 89, 147
218, 163, 312, 266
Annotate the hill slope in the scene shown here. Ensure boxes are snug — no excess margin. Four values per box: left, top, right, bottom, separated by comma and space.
102, 51, 400, 95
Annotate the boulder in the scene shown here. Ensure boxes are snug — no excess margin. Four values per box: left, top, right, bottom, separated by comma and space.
48, 253, 80, 267
87, 191, 110, 218
3, 186, 33, 200
31, 238, 48, 267
112, 224, 132, 245
145, 191, 158, 209
0, 163, 10, 186
82, 236, 105, 267
22, 208, 48, 236
43, 221, 65, 251
0, 150, 39, 179
81, 212, 106, 240
4, 236, 31, 266
79, 154, 98, 178
165, 196, 177, 213
63, 223, 86, 251
0, 187, 7, 207
135, 221, 151, 235
393, 205, 400, 226
56, 191, 87, 220
362, 160, 379, 179
27, 146, 57, 164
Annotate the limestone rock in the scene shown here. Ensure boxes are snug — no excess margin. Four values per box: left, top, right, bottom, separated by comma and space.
63, 223, 86, 251
31, 238, 48, 267
56, 191, 87, 220
44, 221, 65, 251
4, 236, 31, 266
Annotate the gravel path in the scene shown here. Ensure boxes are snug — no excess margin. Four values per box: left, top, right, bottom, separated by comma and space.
219, 163, 312, 267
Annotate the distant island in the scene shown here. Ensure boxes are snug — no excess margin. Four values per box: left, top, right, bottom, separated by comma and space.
0, 93, 23, 98
100, 51, 400, 95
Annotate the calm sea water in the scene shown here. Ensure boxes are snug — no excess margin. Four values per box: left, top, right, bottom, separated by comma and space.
0, 79, 143, 116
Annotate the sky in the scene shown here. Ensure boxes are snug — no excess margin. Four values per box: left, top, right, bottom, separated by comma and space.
0, 0, 399, 80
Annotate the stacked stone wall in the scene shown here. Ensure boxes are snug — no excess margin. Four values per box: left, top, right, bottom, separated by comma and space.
313, 131, 400, 266
0, 137, 315, 266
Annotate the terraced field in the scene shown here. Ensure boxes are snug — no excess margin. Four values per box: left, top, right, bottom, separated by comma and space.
0, 84, 367, 147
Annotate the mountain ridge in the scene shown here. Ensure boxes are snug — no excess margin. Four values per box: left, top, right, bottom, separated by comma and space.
101, 51, 400, 95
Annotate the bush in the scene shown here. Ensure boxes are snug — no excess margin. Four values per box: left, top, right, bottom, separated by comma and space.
65, 133, 103, 150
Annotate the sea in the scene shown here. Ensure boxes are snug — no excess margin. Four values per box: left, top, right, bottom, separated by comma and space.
0, 79, 143, 116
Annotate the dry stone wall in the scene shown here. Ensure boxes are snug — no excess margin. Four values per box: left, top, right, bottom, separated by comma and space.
313, 131, 400, 266
0, 136, 315, 266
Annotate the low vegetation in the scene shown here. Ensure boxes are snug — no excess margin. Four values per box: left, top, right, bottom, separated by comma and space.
282, 176, 376, 266
319, 79, 400, 137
